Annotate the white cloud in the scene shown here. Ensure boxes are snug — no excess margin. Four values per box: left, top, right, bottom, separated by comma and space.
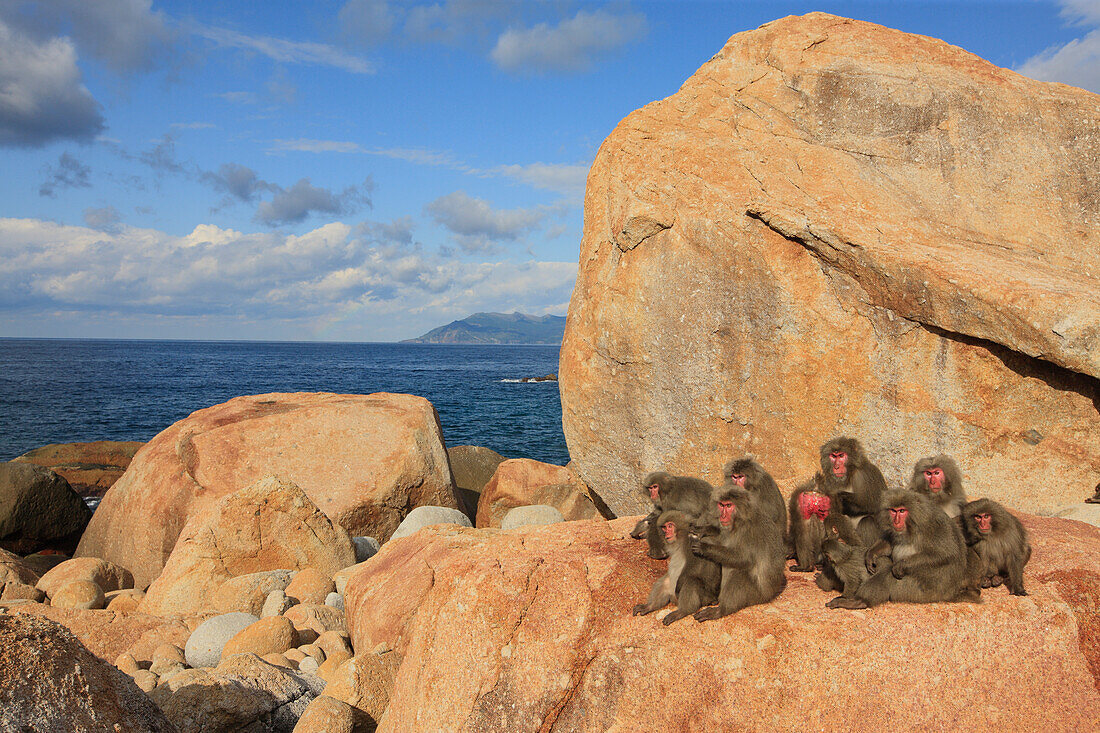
271, 138, 366, 153
493, 162, 589, 197
254, 178, 373, 226
1018, 0, 1100, 93
195, 25, 374, 74
0, 18, 104, 147
491, 9, 647, 73
424, 191, 545, 252
0, 217, 576, 341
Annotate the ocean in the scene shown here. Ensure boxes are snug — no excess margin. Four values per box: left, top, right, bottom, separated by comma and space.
0, 339, 569, 466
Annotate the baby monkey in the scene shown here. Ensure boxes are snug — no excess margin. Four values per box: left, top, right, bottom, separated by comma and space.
632, 510, 721, 625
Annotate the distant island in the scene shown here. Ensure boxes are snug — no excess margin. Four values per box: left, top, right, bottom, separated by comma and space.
402, 312, 567, 344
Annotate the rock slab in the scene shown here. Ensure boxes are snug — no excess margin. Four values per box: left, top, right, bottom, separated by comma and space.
77, 392, 459, 588
0, 613, 175, 732
558, 12, 1100, 515
12, 440, 143, 496
344, 515, 1100, 732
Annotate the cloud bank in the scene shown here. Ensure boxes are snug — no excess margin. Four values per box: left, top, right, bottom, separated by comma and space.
491, 9, 647, 73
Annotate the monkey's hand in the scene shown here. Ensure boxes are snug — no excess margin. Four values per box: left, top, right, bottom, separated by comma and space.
632, 604, 651, 616
891, 561, 907, 579
688, 534, 709, 558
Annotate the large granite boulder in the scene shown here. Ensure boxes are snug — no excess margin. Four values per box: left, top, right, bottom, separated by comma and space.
475, 459, 605, 528
343, 515, 1099, 731
0, 461, 91, 553
558, 13, 1100, 516
77, 392, 458, 588
12, 440, 143, 496
140, 476, 356, 617
0, 613, 175, 731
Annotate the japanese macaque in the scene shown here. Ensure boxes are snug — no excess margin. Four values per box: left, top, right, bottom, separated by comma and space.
821, 515, 875, 607
829, 490, 976, 609
633, 510, 721, 624
688, 484, 787, 621
787, 472, 838, 572
1086, 482, 1100, 504
722, 457, 787, 537
819, 437, 887, 546
961, 498, 1031, 596
629, 472, 713, 560
908, 455, 967, 518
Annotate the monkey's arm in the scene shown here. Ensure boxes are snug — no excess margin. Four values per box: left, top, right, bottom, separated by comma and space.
891, 540, 959, 579
630, 510, 659, 539
841, 470, 884, 515
864, 540, 891, 573
689, 537, 751, 570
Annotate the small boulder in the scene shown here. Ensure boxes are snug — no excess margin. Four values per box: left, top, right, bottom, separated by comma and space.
321, 654, 393, 727
447, 445, 507, 520
285, 567, 335, 605
292, 695, 357, 733
105, 589, 145, 613
315, 630, 353, 664
36, 557, 134, 599
149, 644, 186, 676
262, 588, 295, 618
298, 655, 320, 675
285, 603, 346, 645
222, 615, 298, 659
212, 568, 296, 616
150, 652, 326, 733
0, 547, 39, 587
114, 652, 141, 675
184, 612, 258, 668
351, 536, 380, 563
139, 476, 356, 617
476, 458, 604, 528
325, 592, 344, 611
0, 462, 91, 554
51, 580, 105, 610
500, 504, 565, 530
1, 580, 45, 603
333, 563, 367, 595
389, 506, 471, 541
19, 550, 67, 577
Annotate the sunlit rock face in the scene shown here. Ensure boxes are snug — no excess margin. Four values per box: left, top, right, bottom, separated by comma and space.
559, 12, 1100, 517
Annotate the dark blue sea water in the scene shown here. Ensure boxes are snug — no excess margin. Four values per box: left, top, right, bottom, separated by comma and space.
0, 339, 568, 465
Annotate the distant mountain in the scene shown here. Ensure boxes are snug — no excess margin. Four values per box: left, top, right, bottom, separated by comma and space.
402, 312, 567, 345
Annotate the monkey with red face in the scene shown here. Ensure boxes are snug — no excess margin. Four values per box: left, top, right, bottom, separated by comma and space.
961, 498, 1031, 596
908, 455, 967, 518
787, 472, 840, 573
688, 484, 787, 621
819, 437, 887, 546
829, 490, 976, 609
633, 510, 721, 624
721, 457, 786, 538
629, 471, 712, 560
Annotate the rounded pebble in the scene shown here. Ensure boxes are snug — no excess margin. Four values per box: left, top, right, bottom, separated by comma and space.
501, 504, 565, 530
389, 506, 472, 540
184, 612, 258, 668
51, 580, 105, 610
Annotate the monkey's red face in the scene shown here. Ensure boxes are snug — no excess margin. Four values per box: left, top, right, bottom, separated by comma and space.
717, 500, 736, 527
923, 468, 944, 491
889, 506, 909, 531
974, 513, 992, 534
647, 484, 660, 501
662, 522, 677, 542
730, 473, 746, 487
829, 451, 848, 478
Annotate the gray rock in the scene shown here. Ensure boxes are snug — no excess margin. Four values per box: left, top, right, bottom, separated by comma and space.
0, 463, 91, 552
1053, 502, 1100, 529
447, 445, 507, 520
324, 592, 344, 611
501, 505, 565, 530
184, 612, 258, 668
351, 536, 380, 562
298, 655, 320, 674
389, 506, 472, 541
261, 589, 295, 618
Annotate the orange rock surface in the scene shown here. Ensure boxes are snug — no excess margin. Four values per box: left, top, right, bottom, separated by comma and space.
475, 458, 605, 528
12, 441, 143, 496
558, 13, 1100, 516
77, 392, 458, 587
344, 515, 1100, 731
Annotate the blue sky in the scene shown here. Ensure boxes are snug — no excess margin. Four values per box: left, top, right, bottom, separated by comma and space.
1, 0, 1097, 342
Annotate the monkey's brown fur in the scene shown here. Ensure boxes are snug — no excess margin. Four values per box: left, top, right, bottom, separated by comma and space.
961, 498, 1031, 596
629, 471, 712, 560
1086, 482, 1100, 504
819, 437, 887, 546
633, 510, 722, 625
688, 484, 786, 621
907, 455, 968, 518
830, 490, 975, 609
722, 457, 786, 538
820, 514, 877, 607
